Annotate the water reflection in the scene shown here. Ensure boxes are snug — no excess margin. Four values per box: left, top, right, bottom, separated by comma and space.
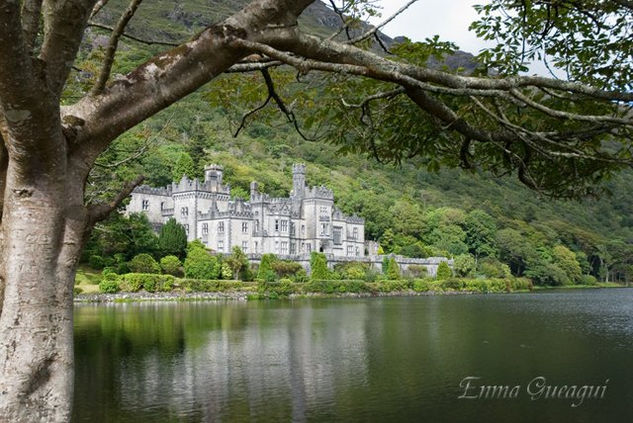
73, 290, 633, 422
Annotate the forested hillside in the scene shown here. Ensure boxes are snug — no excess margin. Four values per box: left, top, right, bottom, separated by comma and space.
77, 0, 633, 285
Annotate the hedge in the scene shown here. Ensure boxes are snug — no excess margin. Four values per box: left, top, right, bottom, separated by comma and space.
178, 279, 249, 292
118, 273, 175, 292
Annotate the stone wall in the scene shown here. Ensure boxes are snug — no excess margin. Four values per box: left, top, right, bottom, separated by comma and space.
241, 253, 453, 277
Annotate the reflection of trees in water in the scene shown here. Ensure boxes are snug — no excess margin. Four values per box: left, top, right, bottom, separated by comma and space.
73, 301, 371, 421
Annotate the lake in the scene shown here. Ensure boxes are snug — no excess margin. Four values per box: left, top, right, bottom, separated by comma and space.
73, 289, 633, 422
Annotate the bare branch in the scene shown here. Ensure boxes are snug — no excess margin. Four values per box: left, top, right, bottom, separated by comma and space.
21, 0, 43, 52
90, 0, 110, 19
87, 174, 145, 225
234, 93, 272, 137
92, 0, 144, 95
348, 0, 419, 44
226, 60, 284, 73
341, 87, 405, 108
87, 22, 179, 47
509, 89, 633, 127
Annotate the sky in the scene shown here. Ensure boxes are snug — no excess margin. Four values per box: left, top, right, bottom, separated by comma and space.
367, 0, 554, 76
368, 0, 491, 56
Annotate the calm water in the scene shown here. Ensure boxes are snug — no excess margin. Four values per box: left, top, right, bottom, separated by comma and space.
73, 289, 633, 422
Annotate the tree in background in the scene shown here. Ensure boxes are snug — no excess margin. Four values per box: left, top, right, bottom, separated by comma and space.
84, 213, 157, 263
453, 254, 476, 278
257, 253, 278, 281
226, 246, 249, 280
464, 210, 497, 261
552, 245, 582, 284
171, 152, 196, 182
158, 218, 188, 259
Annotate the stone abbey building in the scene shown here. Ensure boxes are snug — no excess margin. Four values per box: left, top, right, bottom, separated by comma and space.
126, 164, 366, 257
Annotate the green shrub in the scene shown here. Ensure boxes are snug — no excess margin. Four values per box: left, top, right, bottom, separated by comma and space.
118, 273, 144, 292
579, 274, 598, 286
464, 279, 489, 293
102, 267, 117, 276
257, 254, 278, 280
413, 279, 432, 292
158, 218, 188, 258
436, 261, 452, 280
302, 280, 370, 294
258, 278, 296, 296
439, 278, 465, 290
386, 258, 401, 280
117, 273, 175, 292
184, 248, 220, 279
89, 255, 105, 270
310, 252, 330, 280
73, 286, 83, 295
377, 280, 409, 292
221, 262, 233, 280
160, 255, 183, 276
453, 254, 476, 277
99, 274, 120, 293
292, 269, 309, 283
128, 253, 161, 274
179, 279, 246, 292
272, 260, 304, 278
510, 277, 534, 291
478, 257, 512, 278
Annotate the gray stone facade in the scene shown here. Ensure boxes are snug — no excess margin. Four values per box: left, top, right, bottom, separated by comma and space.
126, 164, 366, 257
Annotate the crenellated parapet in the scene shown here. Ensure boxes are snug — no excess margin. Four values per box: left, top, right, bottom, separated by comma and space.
305, 185, 334, 200
346, 215, 365, 224
133, 185, 172, 197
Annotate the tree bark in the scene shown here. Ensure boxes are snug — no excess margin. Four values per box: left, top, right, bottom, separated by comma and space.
0, 163, 80, 421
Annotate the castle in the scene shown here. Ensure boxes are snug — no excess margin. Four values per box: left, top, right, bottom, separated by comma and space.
126, 164, 366, 257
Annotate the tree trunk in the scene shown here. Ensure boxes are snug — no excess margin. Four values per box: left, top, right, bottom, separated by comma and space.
0, 167, 84, 422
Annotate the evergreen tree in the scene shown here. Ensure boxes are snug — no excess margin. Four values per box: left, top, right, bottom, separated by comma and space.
310, 252, 330, 280
387, 257, 401, 280
172, 152, 196, 181
436, 261, 453, 280
158, 218, 188, 259
257, 253, 278, 281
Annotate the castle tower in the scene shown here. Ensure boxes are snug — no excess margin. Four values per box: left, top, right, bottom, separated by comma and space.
204, 164, 223, 190
292, 163, 306, 196
250, 181, 259, 200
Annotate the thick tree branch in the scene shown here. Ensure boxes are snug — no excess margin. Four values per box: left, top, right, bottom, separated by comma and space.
64, 0, 315, 171
20, 0, 43, 52
87, 174, 144, 224
39, 0, 96, 96
92, 0, 144, 95
266, 31, 633, 103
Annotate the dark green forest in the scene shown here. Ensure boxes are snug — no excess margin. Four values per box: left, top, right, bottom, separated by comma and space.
76, 0, 633, 286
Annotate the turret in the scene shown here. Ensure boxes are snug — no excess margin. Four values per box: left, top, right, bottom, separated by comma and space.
292, 163, 306, 196
204, 164, 223, 184
204, 164, 223, 191
250, 181, 259, 200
